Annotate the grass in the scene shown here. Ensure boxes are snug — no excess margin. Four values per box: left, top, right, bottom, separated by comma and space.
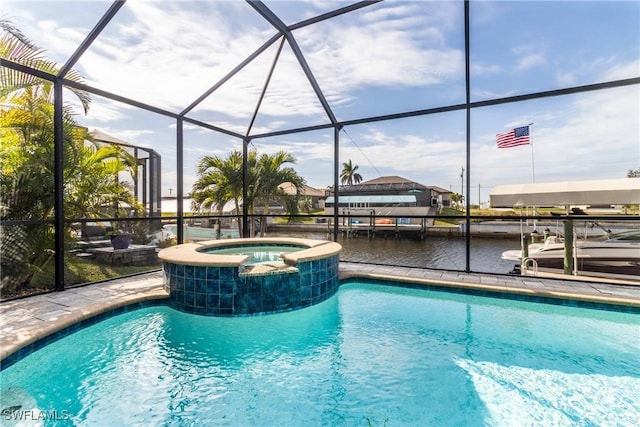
422, 206, 633, 226
273, 210, 325, 224
433, 207, 464, 225
29, 255, 159, 287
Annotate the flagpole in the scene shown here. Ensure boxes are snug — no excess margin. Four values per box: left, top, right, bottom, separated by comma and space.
529, 122, 535, 183
529, 122, 537, 232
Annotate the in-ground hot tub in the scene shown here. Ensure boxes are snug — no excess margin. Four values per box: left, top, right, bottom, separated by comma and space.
158, 237, 342, 316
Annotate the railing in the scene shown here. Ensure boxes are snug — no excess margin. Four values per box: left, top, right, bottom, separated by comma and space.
522, 257, 539, 275
1, 213, 638, 300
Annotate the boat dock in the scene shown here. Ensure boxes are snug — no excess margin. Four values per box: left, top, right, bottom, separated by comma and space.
339, 221, 429, 239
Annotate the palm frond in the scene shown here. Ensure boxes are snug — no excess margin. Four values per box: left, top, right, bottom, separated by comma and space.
1, 19, 91, 113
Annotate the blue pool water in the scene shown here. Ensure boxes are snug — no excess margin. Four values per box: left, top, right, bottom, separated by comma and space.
202, 244, 303, 264
1, 281, 639, 426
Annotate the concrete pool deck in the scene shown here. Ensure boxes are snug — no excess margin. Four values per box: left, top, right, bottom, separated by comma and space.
1, 263, 639, 363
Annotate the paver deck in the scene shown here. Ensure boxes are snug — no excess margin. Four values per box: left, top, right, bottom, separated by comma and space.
1, 263, 639, 363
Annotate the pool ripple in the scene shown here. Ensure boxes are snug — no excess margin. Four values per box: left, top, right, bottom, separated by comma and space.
1, 283, 638, 426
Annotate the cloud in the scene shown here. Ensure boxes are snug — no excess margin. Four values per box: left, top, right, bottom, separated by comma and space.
515, 52, 545, 71
602, 59, 640, 80
113, 128, 154, 141
6, 0, 636, 196
333, 127, 464, 184
300, 10, 464, 91
315, 74, 638, 191
92, 2, 460, 118
555, 71, 576, 87
80, 98, 134, 123
89, 126, 155, 148
71, 2, 276, 113
473, 85, 638, 187
6, 0, 465, 138
471, 62, 502, 77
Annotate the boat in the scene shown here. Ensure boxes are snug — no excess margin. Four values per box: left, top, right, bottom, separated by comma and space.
502, 229, 640, 278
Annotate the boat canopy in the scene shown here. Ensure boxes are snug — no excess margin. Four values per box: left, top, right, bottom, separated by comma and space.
489, 178, 640, 207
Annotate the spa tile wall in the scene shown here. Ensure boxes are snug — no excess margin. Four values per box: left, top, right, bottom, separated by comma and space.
163, 255, 339, 316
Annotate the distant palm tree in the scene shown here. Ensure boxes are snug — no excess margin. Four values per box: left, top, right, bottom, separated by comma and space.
340, 160, 363, 185
451, 193, 464, 210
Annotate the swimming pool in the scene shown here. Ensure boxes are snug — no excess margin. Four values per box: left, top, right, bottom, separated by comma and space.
1, 280, 638, 426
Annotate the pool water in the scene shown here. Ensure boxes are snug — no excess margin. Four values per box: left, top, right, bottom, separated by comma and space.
1, 281, 639, 426
203, 244, 303, 264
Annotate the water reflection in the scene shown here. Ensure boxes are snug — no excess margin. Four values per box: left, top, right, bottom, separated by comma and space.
268, 231, 520, 274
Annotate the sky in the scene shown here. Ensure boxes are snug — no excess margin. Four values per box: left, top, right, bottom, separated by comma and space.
2, 0, 639, 206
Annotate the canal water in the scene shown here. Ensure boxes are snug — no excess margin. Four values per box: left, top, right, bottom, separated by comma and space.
267, 231, 521, 275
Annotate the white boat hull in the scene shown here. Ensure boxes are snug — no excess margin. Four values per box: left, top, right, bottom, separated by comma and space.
502, 233, 640, 276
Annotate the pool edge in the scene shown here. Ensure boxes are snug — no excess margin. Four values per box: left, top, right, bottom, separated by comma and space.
2, 265, 639, 368
0, 288, 169, 367
339, 270, 640, 311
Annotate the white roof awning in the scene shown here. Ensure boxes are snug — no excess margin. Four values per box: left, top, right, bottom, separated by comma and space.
489, 178, 640, 207
325, 195, 416, 204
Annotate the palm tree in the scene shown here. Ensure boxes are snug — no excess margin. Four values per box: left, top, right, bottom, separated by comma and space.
0, 21, 143, 295
450, 193, 464, 210
1, 22, 141, 221
64, 142, 143, 221
340, 160, 363, 186
298, 196, 312, 213
1, 19, 90, 112
192, 150, 249, 236
191, 149, 305, 237
254, 151, 305, 235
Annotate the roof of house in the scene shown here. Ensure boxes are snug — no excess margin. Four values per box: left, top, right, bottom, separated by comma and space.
279, 182, 325, 197
429, 185, 451, 194
359, 176, 413, 185
335, 175, 451, 195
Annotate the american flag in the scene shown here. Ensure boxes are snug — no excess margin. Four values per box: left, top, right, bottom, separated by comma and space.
496, 126, 530, 148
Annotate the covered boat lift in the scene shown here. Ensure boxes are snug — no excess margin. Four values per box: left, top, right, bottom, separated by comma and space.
489, 178, 640, 278
489, 178, 640, 208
